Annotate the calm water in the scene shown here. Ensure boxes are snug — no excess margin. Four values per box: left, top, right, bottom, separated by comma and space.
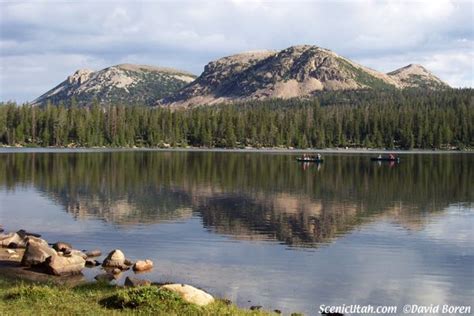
0, 150, 473, 314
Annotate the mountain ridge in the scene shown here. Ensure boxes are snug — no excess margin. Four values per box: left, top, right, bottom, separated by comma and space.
162, 45, 450, 107
32, 64, 196, 106
31, 45, 450, 107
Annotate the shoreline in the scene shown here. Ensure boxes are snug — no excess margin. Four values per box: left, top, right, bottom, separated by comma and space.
0, 230, 278, 315
0, 146, 471, 154
0, 225, 281, 315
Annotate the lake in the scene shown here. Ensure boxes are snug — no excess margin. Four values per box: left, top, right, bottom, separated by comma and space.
0, 150, 473, 314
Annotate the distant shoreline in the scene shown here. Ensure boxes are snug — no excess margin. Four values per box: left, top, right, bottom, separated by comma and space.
0, 146, 471, 154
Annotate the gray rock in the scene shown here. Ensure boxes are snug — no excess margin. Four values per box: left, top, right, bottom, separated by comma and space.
124, 276, 151, 287
21, 238, 57, 267
45, 254, 85, 276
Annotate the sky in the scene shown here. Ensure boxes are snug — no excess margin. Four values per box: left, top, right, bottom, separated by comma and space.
0, 0, 473, 103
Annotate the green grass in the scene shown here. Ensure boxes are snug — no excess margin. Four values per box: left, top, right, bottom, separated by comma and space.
0, 277, 275, 315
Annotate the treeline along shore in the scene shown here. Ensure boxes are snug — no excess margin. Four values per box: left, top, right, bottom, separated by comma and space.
1, 89, 472, 149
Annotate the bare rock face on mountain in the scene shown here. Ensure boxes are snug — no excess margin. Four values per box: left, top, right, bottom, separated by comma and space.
162, 45, 449, 107
32, 64, 196, 106
387, 64, 450, 89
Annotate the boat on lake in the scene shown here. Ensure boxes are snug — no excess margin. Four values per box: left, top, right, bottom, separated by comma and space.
296, 156, 324, 163
370, 156, 400, 162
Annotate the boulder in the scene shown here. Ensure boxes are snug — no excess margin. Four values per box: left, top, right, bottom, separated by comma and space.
21, 239, 57, 267
44, 254, 85, 276
85, 249, 102, 257
52, 242, 72, 252
25, 236, 49, 246
1, 233, 26, 248
124, 276, 151, 287
160, 284, 214, 306
102, 249, 127, 269
133, 259, 153, 272
94, 273, 115, 282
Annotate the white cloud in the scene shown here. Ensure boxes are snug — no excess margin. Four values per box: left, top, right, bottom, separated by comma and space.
0, 0, 472, 102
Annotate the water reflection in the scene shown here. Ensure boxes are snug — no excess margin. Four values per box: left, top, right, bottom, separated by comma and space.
1, 151, 472, 247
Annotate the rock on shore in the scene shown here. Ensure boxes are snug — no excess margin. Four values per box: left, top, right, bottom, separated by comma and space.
133, 259, 153, 272
21, 238, 57, 267
161, 284, 214, 306
102, 249, 130, 270
45, 254, 85, 276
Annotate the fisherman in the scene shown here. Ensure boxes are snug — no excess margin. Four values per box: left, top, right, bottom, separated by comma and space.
317, 153, 321, 160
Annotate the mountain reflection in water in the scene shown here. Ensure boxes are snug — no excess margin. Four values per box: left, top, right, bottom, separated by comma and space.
1, 151, 472, 247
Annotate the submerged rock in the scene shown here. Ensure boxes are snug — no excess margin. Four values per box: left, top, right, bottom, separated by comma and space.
45, 254, 85, 276
85, 249, 102, 257
133, 259, 153, 272
161, 284, 214, 306
94, 273, 115, 283
124, 276, 151, 287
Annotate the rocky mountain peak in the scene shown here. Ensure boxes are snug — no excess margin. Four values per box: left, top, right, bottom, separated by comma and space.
162, 45, 450, 107
387, 63, 449, 89
33, 64, 196, 106
67, 69, 94, 85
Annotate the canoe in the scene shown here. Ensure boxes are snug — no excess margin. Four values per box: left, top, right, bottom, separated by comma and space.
296, 158, 324, 163
370, 157, 400, 162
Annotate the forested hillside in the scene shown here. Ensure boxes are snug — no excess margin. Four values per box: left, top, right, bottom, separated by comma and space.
1, 89, 472, 149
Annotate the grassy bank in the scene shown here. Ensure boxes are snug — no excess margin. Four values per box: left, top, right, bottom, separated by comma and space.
0, 277, 274, 316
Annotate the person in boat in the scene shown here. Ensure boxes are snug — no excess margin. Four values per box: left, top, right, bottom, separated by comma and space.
378, 154, 382, 159
317, 153, 322, 160
389, 153, 395, 160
